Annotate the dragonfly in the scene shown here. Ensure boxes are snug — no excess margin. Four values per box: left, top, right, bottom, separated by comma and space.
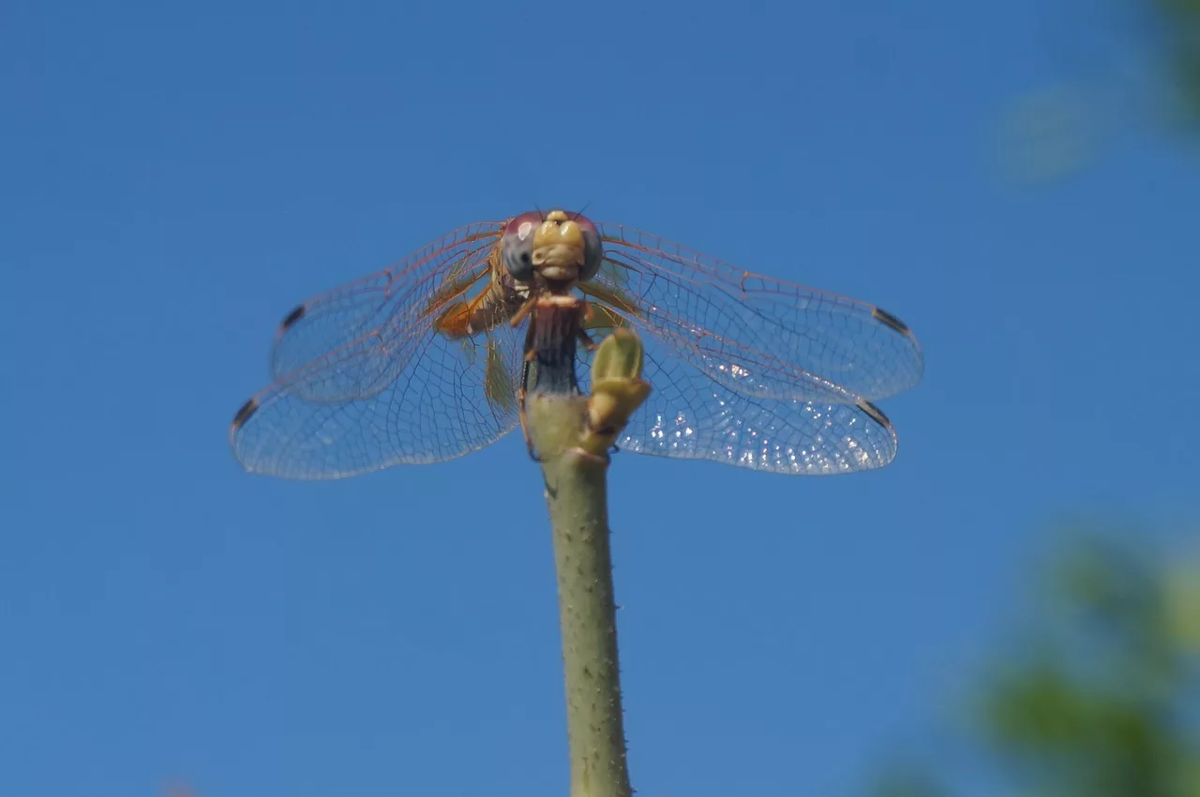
230, 209, 924, 480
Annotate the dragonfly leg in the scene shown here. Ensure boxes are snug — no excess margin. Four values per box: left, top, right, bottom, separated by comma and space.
578, 300, 599, 353
509, 295, 537, 328
578, 328, 598, 353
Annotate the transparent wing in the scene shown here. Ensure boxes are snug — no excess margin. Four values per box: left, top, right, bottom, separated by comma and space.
589, 223, 924, 404
230, 222, 529, 480
577, 315, 898, 475
231, 319, 525, 479
268, 222, 504, 403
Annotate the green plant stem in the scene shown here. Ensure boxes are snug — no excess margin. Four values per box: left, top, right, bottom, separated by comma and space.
528, 392, 632, 797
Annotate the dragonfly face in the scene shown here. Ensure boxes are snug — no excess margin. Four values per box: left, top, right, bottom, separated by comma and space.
230, 209, 924, 480
501, 209, 604, 284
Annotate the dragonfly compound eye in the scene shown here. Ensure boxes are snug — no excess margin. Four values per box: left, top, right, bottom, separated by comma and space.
501, 211, 542, 282
562, 211, 603, 283
578, 223, 603, 283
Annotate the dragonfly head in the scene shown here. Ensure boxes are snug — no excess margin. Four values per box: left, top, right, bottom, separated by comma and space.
502, 209, 603, 285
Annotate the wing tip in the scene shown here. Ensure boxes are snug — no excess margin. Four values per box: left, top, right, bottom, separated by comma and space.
871, 306, 913, 337
856, 398, 893, 431
231, 397, 259, 431
280, 304, 306, 332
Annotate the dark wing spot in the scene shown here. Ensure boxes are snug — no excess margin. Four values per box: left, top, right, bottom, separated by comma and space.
232, 398, 259, 430
872, 306, 911, 336
856, 399, 892, 430
280, 304, 306, 331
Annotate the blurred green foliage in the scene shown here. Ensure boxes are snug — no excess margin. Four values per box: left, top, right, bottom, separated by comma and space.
998, 0, 1200, 181
868, 530, 1200, 797
1155, 0, 1200, 129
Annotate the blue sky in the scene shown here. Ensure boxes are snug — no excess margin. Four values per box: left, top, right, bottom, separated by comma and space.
2, 1, 1197, 796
